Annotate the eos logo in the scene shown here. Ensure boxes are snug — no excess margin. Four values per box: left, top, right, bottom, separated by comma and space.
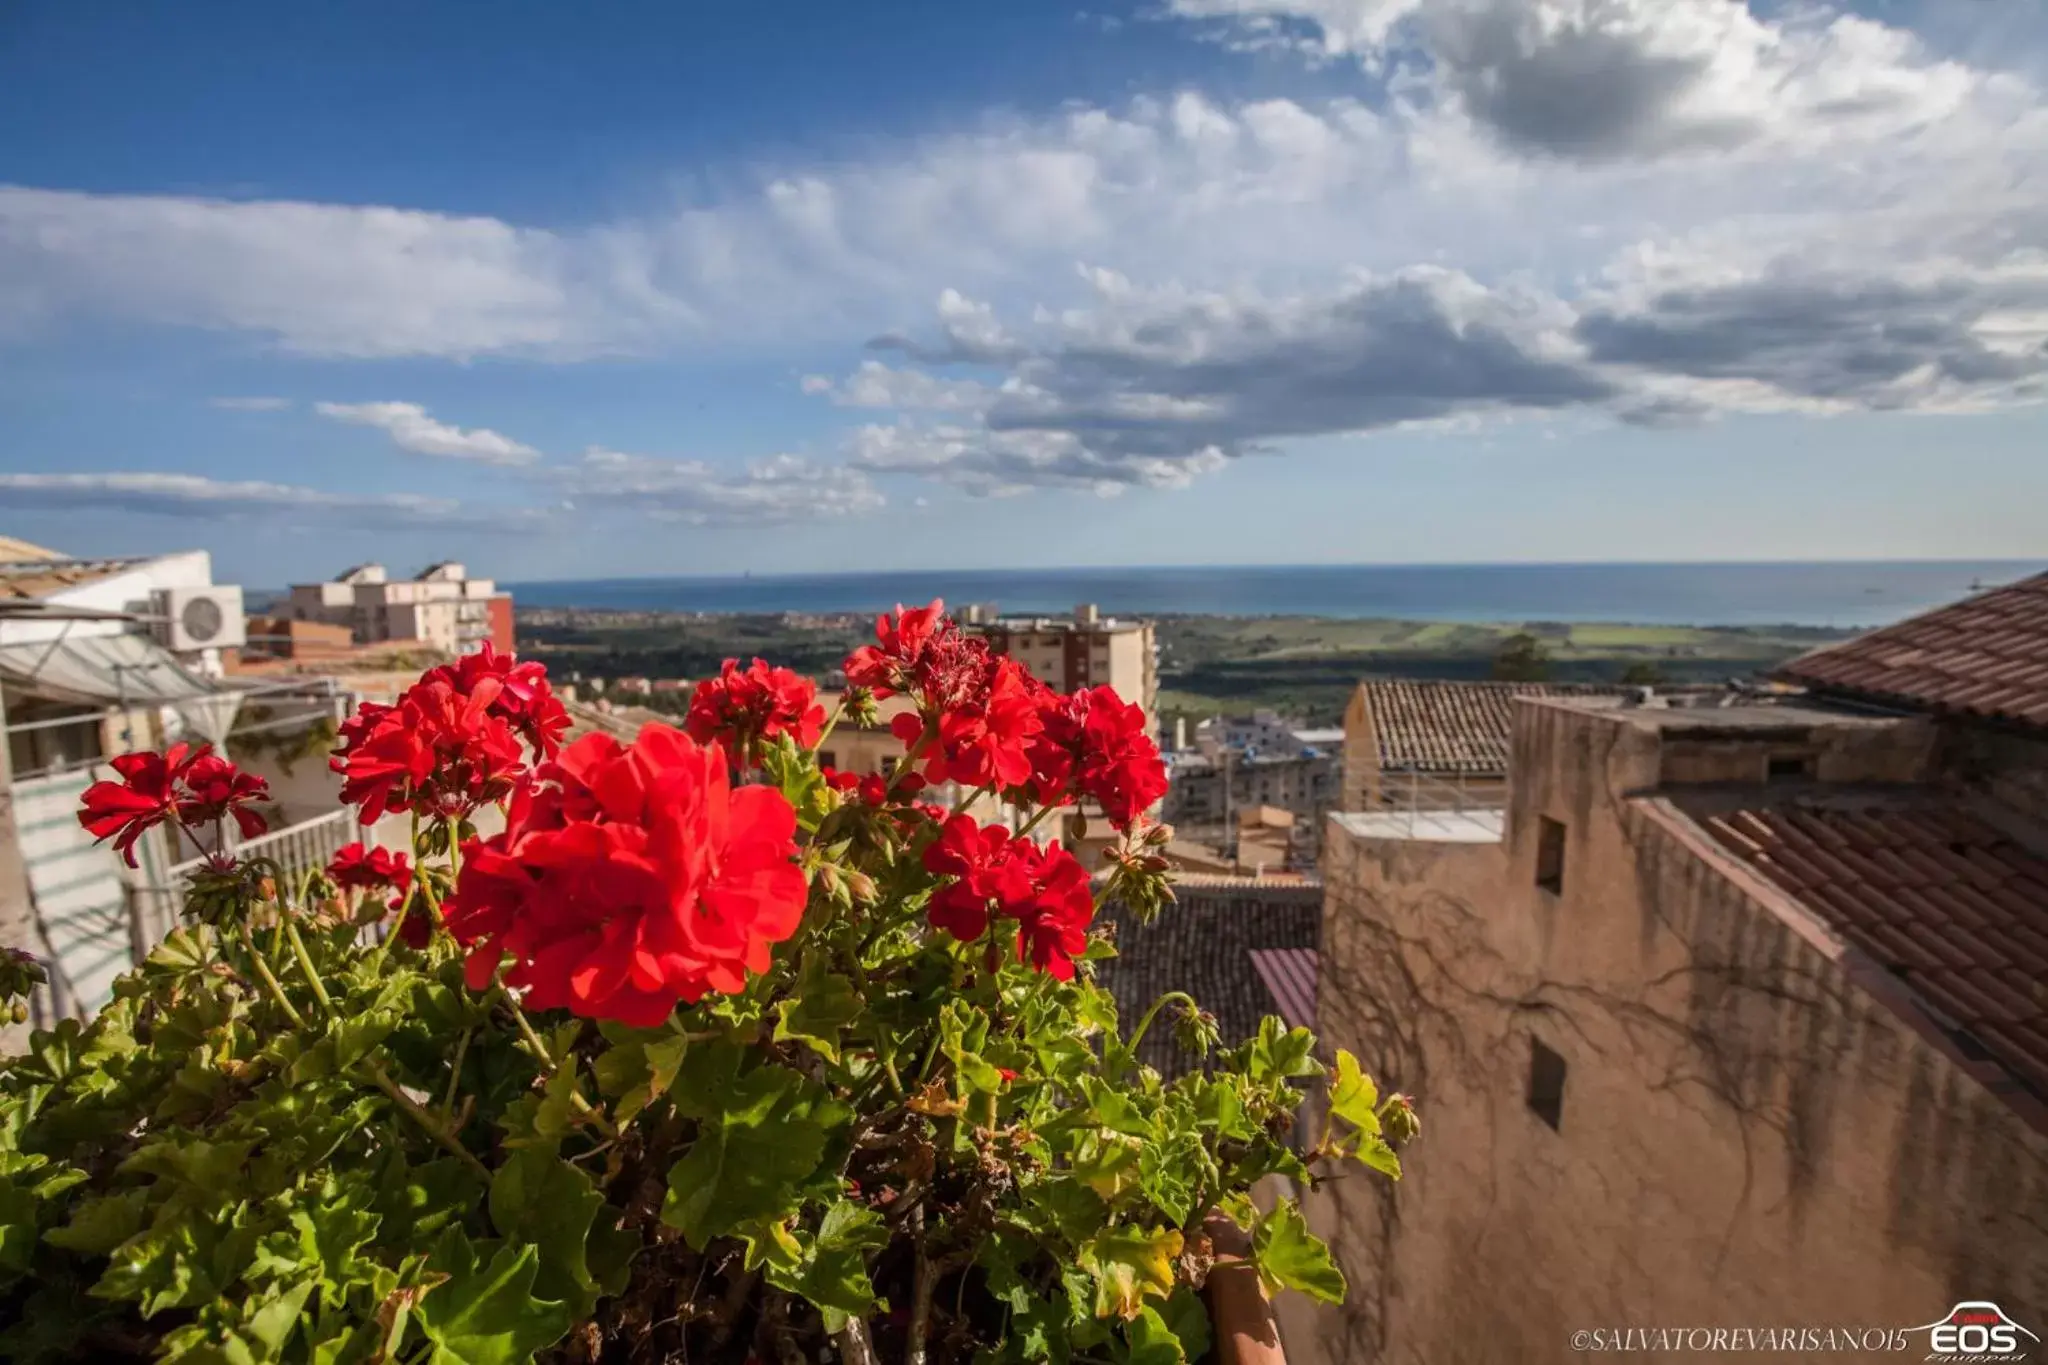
1911, 1303, 2039, 1362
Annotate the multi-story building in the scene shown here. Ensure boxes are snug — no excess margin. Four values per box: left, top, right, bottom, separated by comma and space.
287, 561, 513, 657
1168, 710, 1345, 863
963, 602, 1158, 730
1294, 575, 2048, 1365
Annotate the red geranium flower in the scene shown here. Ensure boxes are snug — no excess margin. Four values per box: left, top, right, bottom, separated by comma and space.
919, 813, 1095, 979
843, 600, 947, 697
331, 654, 555, 824
1022, 685, 1167, 829
327, 841, 414, 902
182, 752, 273, 840
442, 644, 571, 757
444, 723, 807, 1026
77, 743, 270, 867
684, 657, 826, 765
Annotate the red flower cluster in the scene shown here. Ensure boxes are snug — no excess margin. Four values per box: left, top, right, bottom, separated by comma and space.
1021, 685, 1169, 829
328, 841, 423, 943
326, 842, 413, 905
843, 600, 946, 698
443, 723, 806, 1026
844, 603, 1166, 829
332, 645, 568, 825
78, 743, 270, 867
683, 657, 825, 764
921, 814, 1094, 980
853, 603, 1046, 793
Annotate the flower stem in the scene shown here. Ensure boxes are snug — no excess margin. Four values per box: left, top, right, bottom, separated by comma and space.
366, 1061, 490, 1178
239, 925, 307, 1029
501, 986, 620, 1139
440, 1025, 474, 1116
1124, 991, 1197, 1060
1014, 803, 1060, 841
282, 918, 335, 1016
948, 784, 992, 818
811, 699, 847, 758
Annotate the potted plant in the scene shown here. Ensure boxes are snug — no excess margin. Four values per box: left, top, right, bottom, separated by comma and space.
0, 603, 1414, 1362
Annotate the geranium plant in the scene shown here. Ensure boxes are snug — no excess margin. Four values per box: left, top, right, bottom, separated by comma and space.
0, 609, 1413, 1363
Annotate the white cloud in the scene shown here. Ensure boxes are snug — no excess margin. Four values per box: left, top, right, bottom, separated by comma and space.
209, 395, 292, 412
1167, 0, 1990, 161
313, 401, 541, 465
0, 2, 2043, 507
559, 448, 885, 525
801, 360, 993, 413
0, 471, 522, 527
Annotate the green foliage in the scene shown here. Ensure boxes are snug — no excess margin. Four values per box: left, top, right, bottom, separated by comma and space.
1, 736, 1412, 1362
1490, 630, 1553, 681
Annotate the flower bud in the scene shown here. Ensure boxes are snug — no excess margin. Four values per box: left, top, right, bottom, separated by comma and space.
1380, 1093, 1421, 1146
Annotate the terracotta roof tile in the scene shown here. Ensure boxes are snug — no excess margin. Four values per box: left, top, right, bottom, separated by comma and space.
1356, 680, 1626, 775
1694, 796, 2048, 1103
1780, 571, 2048, 729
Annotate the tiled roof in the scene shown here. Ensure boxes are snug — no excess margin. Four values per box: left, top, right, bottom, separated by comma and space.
1096, 880, 1322, 1079
0, 557, 142, 601
1690, 795, 2048, 1103
1249, 948, 1318, 1032
1358, 680, 1624, 774
1779, 570, 2048, 729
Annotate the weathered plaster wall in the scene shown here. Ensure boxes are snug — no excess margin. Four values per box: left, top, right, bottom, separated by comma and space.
1298, 702, 2048, 1365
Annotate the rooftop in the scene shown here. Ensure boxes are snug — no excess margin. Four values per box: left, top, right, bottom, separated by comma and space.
0, 536, 64, 564
1331, 808, 1505, 843
1779, 569, 2048, 730
1677, 788, 2048, 1105
0, 556, 147, 601
1537, 694, 1903, 735
1356, 679, 1626, 775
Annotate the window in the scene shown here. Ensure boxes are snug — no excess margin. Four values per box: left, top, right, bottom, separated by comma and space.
1767, 754, 1813, 781
1527, 1039, 1567, 1131
1535, 816, 1566, 895
818, 750, 838, 770
880, 756, 898, 776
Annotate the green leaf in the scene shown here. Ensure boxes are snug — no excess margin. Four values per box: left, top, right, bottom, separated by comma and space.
46, 1188, 146, 1255
1246, 1017, 1318, 1084
1251, 1202, 1344, 1305
773, 958, 863, 1065
940, 1000, 1004, 1097
415, 1229, 573, 1365
1137, 1131, 1206, 1226
766, 1199, 887, 1330
488, 1143, 632, 1316
661, 1062, 851, 1249
0, 1178, 37, 1279
1080, 1224, 1183, 1320
1326, 1050, 1380, 1135
1120, 1304, 1189, 1365
1156, 1285, 1211, 1363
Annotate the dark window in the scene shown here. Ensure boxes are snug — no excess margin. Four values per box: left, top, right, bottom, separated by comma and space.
880, 756, 897, 776
1767, 754, 1813, 781
818, 750, 838, 770
1535, 816, 1566, 895
1528, 1039, 1567, 1131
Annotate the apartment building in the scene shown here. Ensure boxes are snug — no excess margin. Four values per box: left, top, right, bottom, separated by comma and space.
287, 561, 513, 656
1296, 575, 2048, 1365
963, 602, 1158, 729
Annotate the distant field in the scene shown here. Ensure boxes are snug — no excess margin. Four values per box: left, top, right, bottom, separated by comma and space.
515, 609, 1852, 728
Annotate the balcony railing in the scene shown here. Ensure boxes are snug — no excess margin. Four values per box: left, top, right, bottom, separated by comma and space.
144, 809, 366, 943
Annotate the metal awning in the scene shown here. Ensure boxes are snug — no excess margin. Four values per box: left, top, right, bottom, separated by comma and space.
0, 631, 242, 742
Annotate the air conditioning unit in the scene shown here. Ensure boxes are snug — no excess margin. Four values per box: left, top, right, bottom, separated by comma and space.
153, 586, 247, 652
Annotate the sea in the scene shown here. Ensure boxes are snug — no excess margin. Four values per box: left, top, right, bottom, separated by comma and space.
507, 560, 2045, 630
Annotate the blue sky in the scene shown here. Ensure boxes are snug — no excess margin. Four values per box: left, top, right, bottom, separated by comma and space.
2, 0, 2045, 586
